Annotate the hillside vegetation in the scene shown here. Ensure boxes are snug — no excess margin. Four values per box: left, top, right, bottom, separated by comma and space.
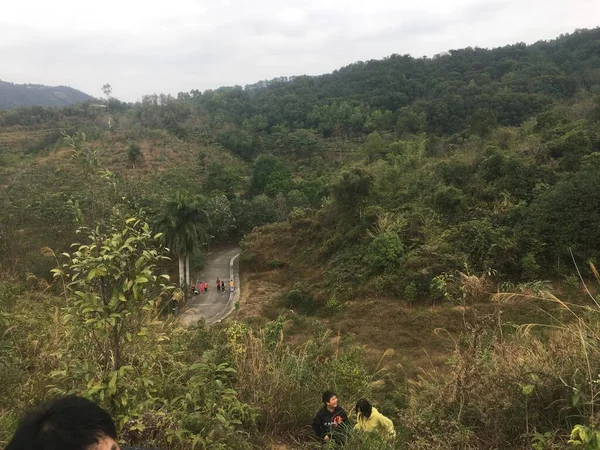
1, 28, 600, 449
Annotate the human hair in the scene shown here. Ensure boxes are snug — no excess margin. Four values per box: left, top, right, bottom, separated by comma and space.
322, 390, 336, 405
355, 398, 372, 419
6, 395, 117, 450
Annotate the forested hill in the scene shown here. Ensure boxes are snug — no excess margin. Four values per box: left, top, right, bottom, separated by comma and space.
188, 27, 600, 139
0, 80, 93, 110
1, 26, 600, 293
3, 26, 600, 450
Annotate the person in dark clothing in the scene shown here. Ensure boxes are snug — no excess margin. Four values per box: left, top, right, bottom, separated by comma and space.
221, 280, 225, 293
6, 395, 120, 450
312, 390, 349, 445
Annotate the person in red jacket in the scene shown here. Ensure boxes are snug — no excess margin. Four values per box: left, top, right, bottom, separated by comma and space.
204, 281, 209, 293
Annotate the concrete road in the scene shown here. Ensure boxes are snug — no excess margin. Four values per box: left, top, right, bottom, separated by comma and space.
178, 246, 240, 327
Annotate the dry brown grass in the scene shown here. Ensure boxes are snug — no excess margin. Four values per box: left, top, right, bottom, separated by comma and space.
235, 274, 284, 320
335, 299, 464, 378
239, 220, 575, 386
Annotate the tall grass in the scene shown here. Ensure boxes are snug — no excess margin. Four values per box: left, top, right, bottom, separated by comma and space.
225, 319, 384, 443
398, 265, 600, 449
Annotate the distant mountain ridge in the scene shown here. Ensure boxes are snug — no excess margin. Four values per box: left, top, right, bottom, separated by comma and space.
0, 80, 94, 110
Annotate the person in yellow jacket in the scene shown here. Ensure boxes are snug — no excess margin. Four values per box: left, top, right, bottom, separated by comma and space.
354, 398, 396, 440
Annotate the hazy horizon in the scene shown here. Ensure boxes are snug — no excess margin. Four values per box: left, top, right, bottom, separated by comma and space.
1, 0, 598, 102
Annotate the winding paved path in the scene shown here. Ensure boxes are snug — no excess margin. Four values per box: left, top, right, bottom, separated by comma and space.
178, 246, 240, 327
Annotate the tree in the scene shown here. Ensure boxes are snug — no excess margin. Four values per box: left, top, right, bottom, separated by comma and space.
203, 162, 245, 195
251, 155, 293, 196
367, 232, 405, 273
362, 131, 387, 162
101, 83, 113, 129
331, 167, 374, 224
527, 164, 600, 266
155, 193, 209, 288
396, 107, 425, 135
53, 218, 173, 371
202, 194, 235, 241
102, 83, 112, 98
248, 195, 277, 228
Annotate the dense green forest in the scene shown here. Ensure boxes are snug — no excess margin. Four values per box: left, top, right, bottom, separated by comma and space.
0, 80, 93, 110
1, 27, 600, 449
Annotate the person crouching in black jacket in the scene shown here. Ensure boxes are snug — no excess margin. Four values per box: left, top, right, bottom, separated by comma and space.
312, 390, 349, 445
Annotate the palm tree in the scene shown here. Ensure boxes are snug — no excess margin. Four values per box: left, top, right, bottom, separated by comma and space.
155, 192, 209, 288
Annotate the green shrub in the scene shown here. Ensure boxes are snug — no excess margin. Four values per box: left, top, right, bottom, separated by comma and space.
325, 243, 370, 296
563, 273, 580, 298
127, 142, 142, 163
404, 282, 418, 305
433, 185, 465, 215
325, 294, 343, 313
240, 251, 256, 265
268, 258, 284, 269
367, 232, 405, 273
285, 282, 315, 313
0, 283, 22, 312
522, 252, 540, 280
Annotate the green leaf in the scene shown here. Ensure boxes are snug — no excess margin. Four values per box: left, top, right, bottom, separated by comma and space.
108, 371, 118, 395
573, 391, 581, 406
521, 384, 534, 396
49, 370, 67, 378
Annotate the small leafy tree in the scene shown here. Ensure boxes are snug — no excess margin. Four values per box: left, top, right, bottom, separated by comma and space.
127, 142, 142, 166
331, 167, 374, 225
53, 217, 173, 372
367, 232, 405, 273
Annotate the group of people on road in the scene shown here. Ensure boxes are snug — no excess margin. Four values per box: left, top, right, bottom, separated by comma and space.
312, 390, 396, 446
190, 277, 235, 296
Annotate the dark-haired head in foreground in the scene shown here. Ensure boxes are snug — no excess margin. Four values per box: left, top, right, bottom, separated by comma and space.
6, 395, 120, 450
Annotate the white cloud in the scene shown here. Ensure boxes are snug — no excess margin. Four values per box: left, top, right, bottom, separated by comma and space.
0, 0, 598, 101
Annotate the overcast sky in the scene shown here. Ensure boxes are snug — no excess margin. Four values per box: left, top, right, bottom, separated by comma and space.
1, 0, 598, 102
